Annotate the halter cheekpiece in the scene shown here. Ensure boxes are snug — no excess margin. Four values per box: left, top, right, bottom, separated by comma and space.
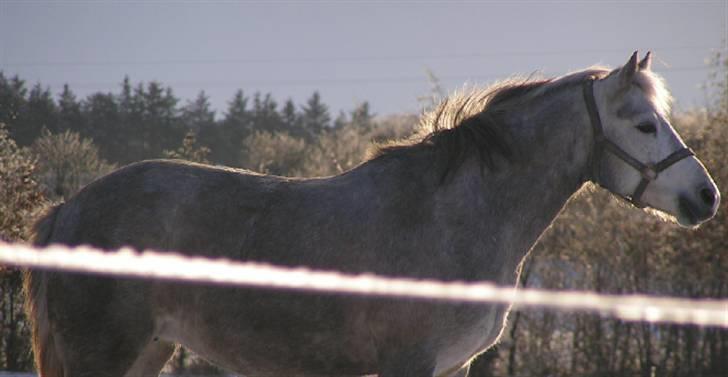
582, 77, 694, 208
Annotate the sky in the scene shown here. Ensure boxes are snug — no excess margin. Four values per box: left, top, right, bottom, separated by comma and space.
1, 1, 726, 118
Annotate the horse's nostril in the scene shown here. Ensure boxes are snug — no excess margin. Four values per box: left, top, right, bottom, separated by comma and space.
700, 187, 717, 207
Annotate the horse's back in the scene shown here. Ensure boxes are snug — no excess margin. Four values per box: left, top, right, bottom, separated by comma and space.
53, 159, 280, 256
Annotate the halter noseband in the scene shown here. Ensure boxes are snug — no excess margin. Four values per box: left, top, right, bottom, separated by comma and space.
582, 78, 694, 208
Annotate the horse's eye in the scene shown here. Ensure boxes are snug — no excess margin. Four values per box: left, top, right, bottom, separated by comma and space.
636, 122, 657, 134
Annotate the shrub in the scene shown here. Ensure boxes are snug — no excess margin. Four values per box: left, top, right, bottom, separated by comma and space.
31, 129, 116, 200
0, 123, 44, 371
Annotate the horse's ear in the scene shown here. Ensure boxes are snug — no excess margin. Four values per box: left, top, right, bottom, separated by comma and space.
619, 51, 639, 85
638, 51, 652, 70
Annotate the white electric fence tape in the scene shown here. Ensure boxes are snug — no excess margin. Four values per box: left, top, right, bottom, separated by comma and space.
0, 241, 726, 327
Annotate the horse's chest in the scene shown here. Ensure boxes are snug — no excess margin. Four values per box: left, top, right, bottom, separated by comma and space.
433, 306, 509, 377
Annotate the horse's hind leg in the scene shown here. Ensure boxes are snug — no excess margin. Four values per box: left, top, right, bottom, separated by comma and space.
44, 276, 158, 377
52, 327, 152, 377
124, 340, 176, 377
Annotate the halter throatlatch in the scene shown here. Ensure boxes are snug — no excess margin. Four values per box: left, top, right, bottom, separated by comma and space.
582, 78, 694, 208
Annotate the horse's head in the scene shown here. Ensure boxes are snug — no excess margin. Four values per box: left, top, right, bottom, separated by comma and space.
589, 51, 719, 227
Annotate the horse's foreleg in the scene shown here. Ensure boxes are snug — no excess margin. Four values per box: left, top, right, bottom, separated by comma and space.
449, 364, 470, 377
123, 340, 176, 377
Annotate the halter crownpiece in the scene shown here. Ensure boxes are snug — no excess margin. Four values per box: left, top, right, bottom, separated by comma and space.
582, 78, 694, 208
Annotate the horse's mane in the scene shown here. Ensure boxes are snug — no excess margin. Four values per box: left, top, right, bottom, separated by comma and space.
370, 67, 639, 182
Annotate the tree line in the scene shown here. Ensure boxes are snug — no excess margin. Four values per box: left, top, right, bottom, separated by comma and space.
0, 72, 372, 167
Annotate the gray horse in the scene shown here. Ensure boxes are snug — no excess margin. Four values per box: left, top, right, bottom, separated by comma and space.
24, 52, 719, 377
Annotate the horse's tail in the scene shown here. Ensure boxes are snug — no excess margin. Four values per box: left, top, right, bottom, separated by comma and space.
23, 204, 64, 377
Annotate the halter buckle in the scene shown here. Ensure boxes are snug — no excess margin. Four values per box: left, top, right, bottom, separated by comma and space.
640, 165, 658, 181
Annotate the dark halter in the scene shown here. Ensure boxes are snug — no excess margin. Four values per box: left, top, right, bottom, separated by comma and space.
582, 78, 694, 208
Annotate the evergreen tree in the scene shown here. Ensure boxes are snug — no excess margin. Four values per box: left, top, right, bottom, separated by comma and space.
281, 98, 302, 135
18, 83, 58, 146
156, 85, 184, 156
82, 92, 122, 162
126, 81, 182, 161
181, 90, 215, 133
123, 82, 149, 161
350, 101, 373, 129
114, 77, 145, 162
281, 98, 298, 128
57, 84, 85, 134
224, 89, 249, 129
301, 91, 330, 135
251, 92, 282, 132
200, 89, 250, 165
0, 73, 28, 139
119, 76, 134, 118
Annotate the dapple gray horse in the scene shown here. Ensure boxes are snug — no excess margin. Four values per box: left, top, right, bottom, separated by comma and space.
24, 52, 719, 377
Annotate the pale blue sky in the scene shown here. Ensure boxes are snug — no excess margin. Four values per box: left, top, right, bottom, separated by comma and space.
1, 1, 726, 117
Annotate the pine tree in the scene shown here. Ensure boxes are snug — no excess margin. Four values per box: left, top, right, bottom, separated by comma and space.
0, 73, 28, 139
57, 84, 85, 134
114, 77, 144, 163
18, 83, 58, 146
200, 89, 250, 165
157, 86, 183, 157
301, 91, 330, 135
224, 89, 249, 129
127, 81, 182, 161
82, 92, 122, 162
251, 92, 282, 132
181, 91, 215, 133
122, 82, 148, 161
350, 101, 373, 129
281, 98, 302, 134
119, 76, 133, 118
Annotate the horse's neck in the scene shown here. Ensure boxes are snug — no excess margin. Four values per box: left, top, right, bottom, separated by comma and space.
437, 85, 592, 283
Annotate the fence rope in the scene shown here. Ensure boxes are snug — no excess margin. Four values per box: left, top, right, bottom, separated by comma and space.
0, 241, 726, 327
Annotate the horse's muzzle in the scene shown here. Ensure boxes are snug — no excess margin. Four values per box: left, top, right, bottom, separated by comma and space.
678, 186, 720, 226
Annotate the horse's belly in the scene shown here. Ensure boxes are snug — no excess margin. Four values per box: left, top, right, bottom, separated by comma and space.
155, 290, 379, 376
433, 306, 509, 377
158, 314, 376, 375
